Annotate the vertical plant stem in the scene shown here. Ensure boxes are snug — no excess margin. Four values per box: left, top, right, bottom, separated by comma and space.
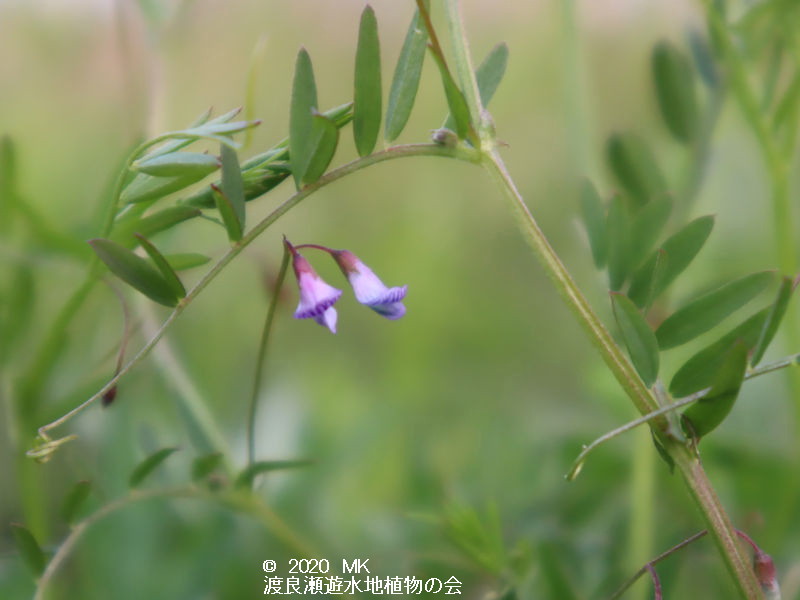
481, 149, 761, 599
247, 248, 290, 467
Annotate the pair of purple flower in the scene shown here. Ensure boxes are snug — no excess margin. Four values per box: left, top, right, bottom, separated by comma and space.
285, 238, 407, 333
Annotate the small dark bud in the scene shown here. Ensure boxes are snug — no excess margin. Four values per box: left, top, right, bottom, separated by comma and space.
102, 385, 118, 407
431, 128, 458, 147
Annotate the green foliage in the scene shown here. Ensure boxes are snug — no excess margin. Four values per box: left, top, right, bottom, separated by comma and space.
88, 238, 180, 306
670, 309, 769, 397
60, 480, 92, 525
302, 111, 340, 184
682, 341, 748, 439
385, 4, 428, 141
752, 276, 796, 366
354, 5, 382, 157
112, 206, 201, 247
611, 292, 660, 387
579, 179, 608, 268
628, 215, 715, 307
191, 453, 224, 482
220, 145, 246, 231
234, 460, 312, 488
133, 152, 220, 178
10, 524, 46, 577
606, 132, 667, 207
289, 47, 319, 187
652, 40, 699, 143
655, 271, 774, 349
134, 234, 186, 299
129, 447, 180, 488
211, 184, 244, 242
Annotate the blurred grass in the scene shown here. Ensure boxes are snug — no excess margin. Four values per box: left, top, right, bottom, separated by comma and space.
1, 0, 799, 598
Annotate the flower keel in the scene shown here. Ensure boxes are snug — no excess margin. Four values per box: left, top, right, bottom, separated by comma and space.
332, 250, 408, 320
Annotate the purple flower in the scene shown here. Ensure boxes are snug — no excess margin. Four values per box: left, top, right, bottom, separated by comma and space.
286, 240, 342, 333
332, 250, 407, 320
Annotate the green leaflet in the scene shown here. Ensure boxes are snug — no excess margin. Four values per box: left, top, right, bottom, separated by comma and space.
235, 459, 312, 488
751, 276, 797, 366
611, 293, 660, 387
133, 151, 220, 178
682, 341, 748, 440
112, 206, 201, 247
220, 144, 246, 231
628, 215, 715, 307
88, 238, 179, 307
354, 5, 382, 157
444, 42, 509, 132
429, 50, 473, 141
628, 197, 672, 269
669, 308, 769, 397
579, 179, 607, 269
385, 3, 428, 141
134, 234, 186, 300
289, 47, 319, 187
606, 194, 630, 291
652, 41, 699, 144
302, 111, 339, 184
129, 447, 179, 488
164, 253, 211, 271
121, 172, 206, 205
60, 480, 92, 525
655, 271, 774, 350
211, 185, 243, 242
10, 524, 45, 577
191, 452, 224, 482
606, 132, 667, 207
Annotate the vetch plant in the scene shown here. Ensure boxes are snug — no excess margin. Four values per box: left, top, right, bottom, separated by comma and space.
4, 1, 800, 598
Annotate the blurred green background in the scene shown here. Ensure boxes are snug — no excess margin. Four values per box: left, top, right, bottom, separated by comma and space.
1, 0, 799, 598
